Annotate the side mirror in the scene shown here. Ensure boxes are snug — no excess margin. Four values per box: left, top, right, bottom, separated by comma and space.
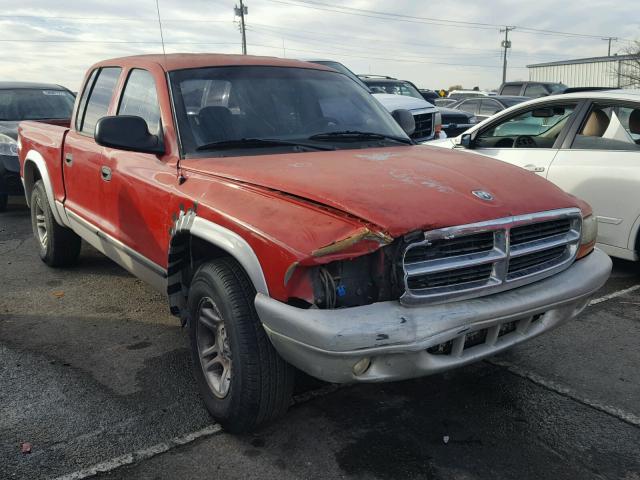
95, 116, 164, 155
391, 109, 416, 136
459, 133, 473, 148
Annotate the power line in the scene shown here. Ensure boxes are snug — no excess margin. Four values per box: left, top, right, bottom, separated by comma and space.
266, 0, 635, 42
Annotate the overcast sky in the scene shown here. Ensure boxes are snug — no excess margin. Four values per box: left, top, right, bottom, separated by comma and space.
0, 0, 637, 91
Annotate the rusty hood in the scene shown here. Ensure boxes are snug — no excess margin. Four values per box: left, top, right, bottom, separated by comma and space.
181, 145, 585, 238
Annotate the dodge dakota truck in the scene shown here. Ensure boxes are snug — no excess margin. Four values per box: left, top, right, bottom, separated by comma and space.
19, 54, 611, 433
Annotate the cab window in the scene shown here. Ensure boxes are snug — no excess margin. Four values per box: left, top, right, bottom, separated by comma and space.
475, 103, 576, 149
524, 84, 548, 98
572, 104, 640, 151
79, 67, 122, 135
118, 69, 161, 135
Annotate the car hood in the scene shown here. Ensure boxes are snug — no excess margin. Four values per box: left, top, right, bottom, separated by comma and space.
372, 93, 436, 112
182, 145, 583, 238
0, 121, 19, 139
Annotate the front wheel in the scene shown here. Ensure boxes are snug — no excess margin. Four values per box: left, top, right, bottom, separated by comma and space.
188, 258, 294, 433
30, 180, 81, 267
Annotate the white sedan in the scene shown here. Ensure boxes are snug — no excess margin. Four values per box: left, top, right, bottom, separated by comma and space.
429, 90, 640, 261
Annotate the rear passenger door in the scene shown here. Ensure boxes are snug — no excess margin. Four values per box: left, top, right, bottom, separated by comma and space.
64, 67, 122, 229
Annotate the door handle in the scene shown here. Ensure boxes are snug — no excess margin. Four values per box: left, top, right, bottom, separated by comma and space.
64, 153, 73, 166
101, 166, 112, 182
523, 164, 545, 173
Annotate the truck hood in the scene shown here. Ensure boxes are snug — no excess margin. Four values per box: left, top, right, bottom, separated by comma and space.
372, 93, 436, 112
182, 145, 583, 237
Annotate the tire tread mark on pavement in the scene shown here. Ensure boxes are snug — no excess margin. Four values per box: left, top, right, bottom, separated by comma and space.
487, 358, 640, 428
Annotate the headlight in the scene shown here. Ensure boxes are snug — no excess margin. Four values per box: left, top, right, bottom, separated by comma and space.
434, 111, 442, 127
0, 133, 18, 156
577, 214, 597, 259
469, 116, 479, 124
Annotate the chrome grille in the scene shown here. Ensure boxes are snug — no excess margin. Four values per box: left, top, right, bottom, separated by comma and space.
410, 112, 434, 140
401, 209, 582, 306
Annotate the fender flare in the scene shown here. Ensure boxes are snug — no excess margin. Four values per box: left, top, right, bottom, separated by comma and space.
22, 149, 68, 227
167, 209, 269, 318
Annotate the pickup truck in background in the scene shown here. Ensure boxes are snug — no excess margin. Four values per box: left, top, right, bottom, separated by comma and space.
19, 54, 611, 433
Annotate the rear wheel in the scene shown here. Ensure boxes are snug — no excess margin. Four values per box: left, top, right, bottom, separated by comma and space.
0, 194, 7, 212
188, 257, 294, 433
30, 180, 81, 267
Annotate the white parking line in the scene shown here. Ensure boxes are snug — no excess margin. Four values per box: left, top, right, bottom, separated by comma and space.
51, 424, 222, 480
588, 284, 640, 306
488, 359, 640, 428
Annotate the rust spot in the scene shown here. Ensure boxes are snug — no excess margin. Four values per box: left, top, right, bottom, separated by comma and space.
311, 227, 393, 257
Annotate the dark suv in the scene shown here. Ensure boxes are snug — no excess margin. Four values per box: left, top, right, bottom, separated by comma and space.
498, 81, 567, 98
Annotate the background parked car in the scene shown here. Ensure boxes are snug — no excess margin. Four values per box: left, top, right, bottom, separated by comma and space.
429, 89, 640, 261
447, 89, 491, 101
418, 89, 441, 103
0, 82, 75, 211
434, 98, 459, 107
437, 106, 479, 136
498, 81, 567, 97
450, 95, 529, 121
306, 62, 441, 142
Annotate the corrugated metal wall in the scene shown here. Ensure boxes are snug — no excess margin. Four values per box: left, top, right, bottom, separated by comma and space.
528, 59, 640, 88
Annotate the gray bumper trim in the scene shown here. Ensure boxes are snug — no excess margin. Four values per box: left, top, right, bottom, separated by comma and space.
255, 248, 611, 383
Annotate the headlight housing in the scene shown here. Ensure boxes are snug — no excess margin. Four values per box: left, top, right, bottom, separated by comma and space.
434, 111, 443, 138
577, 214, 597, 259
0, 133, 18, 157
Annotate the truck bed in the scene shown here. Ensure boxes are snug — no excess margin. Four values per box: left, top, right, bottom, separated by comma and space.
18, 119, 71, 206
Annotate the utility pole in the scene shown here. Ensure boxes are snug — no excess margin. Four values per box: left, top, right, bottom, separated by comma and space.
234, 0, 248, 55
603, 37, 617, 56
500, 26, 514, 84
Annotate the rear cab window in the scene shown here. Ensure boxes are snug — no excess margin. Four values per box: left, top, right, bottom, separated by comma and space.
500, 84, 522, 96
76, 67, 122, 135
117, 69, 161, 135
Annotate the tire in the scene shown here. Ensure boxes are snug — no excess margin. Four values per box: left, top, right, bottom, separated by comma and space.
30, 180, 81, 267
0, 194, 7, 212
187, 257, 294, 433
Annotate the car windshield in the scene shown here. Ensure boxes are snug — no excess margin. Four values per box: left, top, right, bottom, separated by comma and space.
170, 66, 408, 156
309, 61, 370, 91
0, 88, 75, 120
365, 80, 424, 100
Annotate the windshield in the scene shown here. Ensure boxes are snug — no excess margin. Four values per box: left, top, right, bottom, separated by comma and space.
170, 66, 408, 156
309, 61, 370, 91
364, 80, 424, 100
0, 88, 75, 120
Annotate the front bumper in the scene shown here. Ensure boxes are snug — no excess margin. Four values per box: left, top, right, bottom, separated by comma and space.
256, 248, 611, 383
0, 154, 23, 196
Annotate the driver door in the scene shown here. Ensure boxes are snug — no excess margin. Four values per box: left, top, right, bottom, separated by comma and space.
469, 101, 580, 176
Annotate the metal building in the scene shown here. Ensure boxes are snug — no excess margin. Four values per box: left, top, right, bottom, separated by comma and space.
527, 55, 640, 88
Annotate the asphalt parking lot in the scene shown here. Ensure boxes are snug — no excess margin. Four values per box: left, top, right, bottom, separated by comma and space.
1, 200, 639, 480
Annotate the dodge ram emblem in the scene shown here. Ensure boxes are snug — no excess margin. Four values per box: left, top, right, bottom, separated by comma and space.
472, 190, 494, 201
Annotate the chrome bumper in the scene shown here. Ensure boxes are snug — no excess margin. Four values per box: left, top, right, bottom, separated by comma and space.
255, 248, 611, 383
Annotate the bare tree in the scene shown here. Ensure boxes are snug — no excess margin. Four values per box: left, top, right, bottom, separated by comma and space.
615, 41, 640, 88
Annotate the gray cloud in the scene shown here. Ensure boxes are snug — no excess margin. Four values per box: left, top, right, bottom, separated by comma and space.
0, 0, 637, 90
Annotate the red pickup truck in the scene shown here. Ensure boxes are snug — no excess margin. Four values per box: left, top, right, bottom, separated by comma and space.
19, 54, 611, 432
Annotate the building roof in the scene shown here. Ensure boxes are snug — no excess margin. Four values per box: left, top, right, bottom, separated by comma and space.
527, 54, 640, 68
93, 53, 331, 72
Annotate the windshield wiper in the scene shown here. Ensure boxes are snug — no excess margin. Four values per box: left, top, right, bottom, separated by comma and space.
196, 138, 335, 151
308, 131, 413, 145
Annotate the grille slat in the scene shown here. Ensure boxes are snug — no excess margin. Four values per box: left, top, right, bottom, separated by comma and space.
401, 210, 582, 305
